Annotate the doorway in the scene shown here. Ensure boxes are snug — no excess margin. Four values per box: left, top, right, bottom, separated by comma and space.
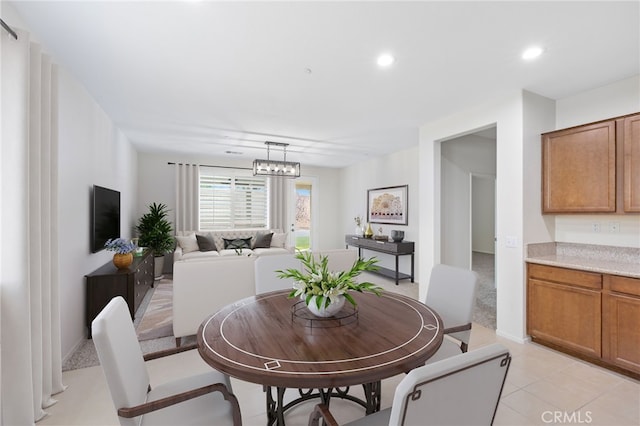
288, 177, 318, 251
440, 126, 496, 329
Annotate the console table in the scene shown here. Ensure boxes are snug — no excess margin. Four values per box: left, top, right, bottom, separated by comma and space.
345, 235, 414, 285
85, 250, 154, 337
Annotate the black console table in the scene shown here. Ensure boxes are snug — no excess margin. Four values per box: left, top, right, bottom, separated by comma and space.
345, 235, 414, 285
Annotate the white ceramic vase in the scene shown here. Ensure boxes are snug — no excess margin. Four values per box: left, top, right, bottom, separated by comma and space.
306, 295, 346, 317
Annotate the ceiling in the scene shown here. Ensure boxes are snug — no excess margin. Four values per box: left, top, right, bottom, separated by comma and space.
7, 1, 639, 168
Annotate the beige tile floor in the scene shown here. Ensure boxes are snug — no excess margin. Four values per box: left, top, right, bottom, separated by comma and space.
39, 321, 639, 426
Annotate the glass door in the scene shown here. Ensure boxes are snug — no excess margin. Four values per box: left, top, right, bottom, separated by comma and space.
288, 178, 317, 251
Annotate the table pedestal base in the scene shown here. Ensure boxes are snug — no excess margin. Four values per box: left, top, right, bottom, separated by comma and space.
265, 381, 382, 426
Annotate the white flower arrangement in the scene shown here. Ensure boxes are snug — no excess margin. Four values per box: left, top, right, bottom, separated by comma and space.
277, 250, 382, 310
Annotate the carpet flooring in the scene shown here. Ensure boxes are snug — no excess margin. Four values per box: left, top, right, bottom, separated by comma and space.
472, 251, 497, 330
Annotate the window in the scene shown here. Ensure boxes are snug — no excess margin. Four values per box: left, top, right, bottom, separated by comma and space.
199, 170, 268, 230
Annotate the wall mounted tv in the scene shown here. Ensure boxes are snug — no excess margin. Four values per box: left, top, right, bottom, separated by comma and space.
91, 185, 121, 253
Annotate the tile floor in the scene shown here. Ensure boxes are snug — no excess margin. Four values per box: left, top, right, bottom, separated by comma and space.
38, 321, 639, 426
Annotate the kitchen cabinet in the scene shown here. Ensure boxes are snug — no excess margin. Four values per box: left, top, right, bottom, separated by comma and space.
527, 263, 640, 378
527, 264, 602, 358
602, 275, 640, 373
541, 112, 640, 214
623, 114, 640, 212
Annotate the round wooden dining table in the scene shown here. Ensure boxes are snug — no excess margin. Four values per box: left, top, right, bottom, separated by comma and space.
197, 289, 443, 425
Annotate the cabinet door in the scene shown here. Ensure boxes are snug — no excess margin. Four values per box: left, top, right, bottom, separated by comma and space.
624, 114, 640, 212
602, 275, 640, 373
527, 278, 602, 358
542, 120, 616, 213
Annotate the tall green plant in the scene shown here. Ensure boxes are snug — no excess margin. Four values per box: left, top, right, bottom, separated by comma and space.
136, 203, 174, 256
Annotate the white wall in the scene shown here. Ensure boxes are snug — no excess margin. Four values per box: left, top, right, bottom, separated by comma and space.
420, 92, 529, 342
472, 175, 496, 254
57, 69, 138, 359
339, 146, 420, 280
554, 76, 640, 248
440, 134, 497, 265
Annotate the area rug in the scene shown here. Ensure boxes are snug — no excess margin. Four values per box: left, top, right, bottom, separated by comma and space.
136, 280, 173, 341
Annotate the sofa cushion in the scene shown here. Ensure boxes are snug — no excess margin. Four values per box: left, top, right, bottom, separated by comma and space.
270, 232, 287, 248
223, 237, 252, 250
195, 234, 216, 252
253, 232, 273, 249
252, 247, 291, 257
181, 250, 220, 261
219, 248, 254, 257
175, 233, 199, 254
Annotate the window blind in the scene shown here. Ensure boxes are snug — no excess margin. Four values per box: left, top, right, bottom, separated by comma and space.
199, 171, 267, 230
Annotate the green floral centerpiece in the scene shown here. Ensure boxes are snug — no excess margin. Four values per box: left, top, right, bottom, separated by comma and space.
277, 251, 383, 317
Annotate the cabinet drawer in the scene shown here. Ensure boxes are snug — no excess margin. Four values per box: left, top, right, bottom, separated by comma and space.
605, 275, 640, 297
528, 264, 602, 290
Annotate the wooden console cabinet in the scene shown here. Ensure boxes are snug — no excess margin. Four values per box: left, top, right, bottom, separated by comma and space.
85, 250, 154, 337
527, 263, 640, 377
345, 235, 414, 285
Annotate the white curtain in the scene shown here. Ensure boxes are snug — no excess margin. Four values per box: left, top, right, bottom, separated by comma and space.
1, 28, 64, 425
174, 163, 199, 232
268, 177, 288, 232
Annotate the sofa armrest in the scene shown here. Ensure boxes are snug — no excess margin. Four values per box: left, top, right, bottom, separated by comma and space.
173, 246, 184, 263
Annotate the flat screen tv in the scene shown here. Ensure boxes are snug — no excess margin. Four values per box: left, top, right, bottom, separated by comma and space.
91, 185, 121, 253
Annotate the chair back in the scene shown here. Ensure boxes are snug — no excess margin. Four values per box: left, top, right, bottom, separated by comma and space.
389, 343, 511, 426
425, 264, 478, 345
312, 249, 358, 275
254, 253, 302, 294
92, 296, 150, 426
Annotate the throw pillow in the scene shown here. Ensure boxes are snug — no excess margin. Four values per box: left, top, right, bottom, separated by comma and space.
253, 232, 273, 249
223, 237, 252, 250
175, 233, 199, 254
270, 232, 287, 248
196, 234, 217, 252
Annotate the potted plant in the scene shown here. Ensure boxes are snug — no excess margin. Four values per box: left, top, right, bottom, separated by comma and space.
104, 238, 136, 269
136, 203, 174, 279
277, 251, 382, 317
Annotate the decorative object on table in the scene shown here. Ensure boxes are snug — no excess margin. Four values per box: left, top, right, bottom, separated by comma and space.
136, 203, 174, 280
373, 226, 388, 241
364, 222, 374, 238
367, 185, 408, 225
354, 215, 363, 236
104, 238, 136, 269
277, 251, 382, 317
390, 230, 405, 242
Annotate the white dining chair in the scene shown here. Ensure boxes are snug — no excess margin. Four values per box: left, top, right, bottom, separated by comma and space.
254, 253, 302, 294
425, 263, 478, 362
309, 343, 511, 426
92, 296, 242, 426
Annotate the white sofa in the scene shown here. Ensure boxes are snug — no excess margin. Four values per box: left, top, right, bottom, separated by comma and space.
173, 229, 292, 262
172, 249, 359, 346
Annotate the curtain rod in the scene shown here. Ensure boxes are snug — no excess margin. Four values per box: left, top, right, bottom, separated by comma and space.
167, 162, 252, 171
1, 18, 18, 40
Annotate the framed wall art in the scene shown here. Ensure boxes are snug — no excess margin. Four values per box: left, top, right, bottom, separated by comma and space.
367, 185, 408, 225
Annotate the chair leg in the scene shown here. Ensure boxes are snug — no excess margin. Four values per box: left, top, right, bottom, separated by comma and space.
175, 337, 181, 347
461, 341, 468, 353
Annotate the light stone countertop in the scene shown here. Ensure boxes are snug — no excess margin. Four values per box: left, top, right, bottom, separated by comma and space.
525, 242, 640, 279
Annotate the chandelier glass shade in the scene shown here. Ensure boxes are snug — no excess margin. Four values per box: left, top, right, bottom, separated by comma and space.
252, 142, 301, 178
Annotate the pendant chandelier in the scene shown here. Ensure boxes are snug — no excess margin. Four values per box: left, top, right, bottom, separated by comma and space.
252, 142, 301, 178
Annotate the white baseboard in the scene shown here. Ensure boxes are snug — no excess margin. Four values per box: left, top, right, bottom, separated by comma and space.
495, 329, 530, 344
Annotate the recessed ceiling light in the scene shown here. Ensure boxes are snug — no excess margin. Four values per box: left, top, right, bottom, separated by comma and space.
377, 53, 395, 67
522, 46, 544, 60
